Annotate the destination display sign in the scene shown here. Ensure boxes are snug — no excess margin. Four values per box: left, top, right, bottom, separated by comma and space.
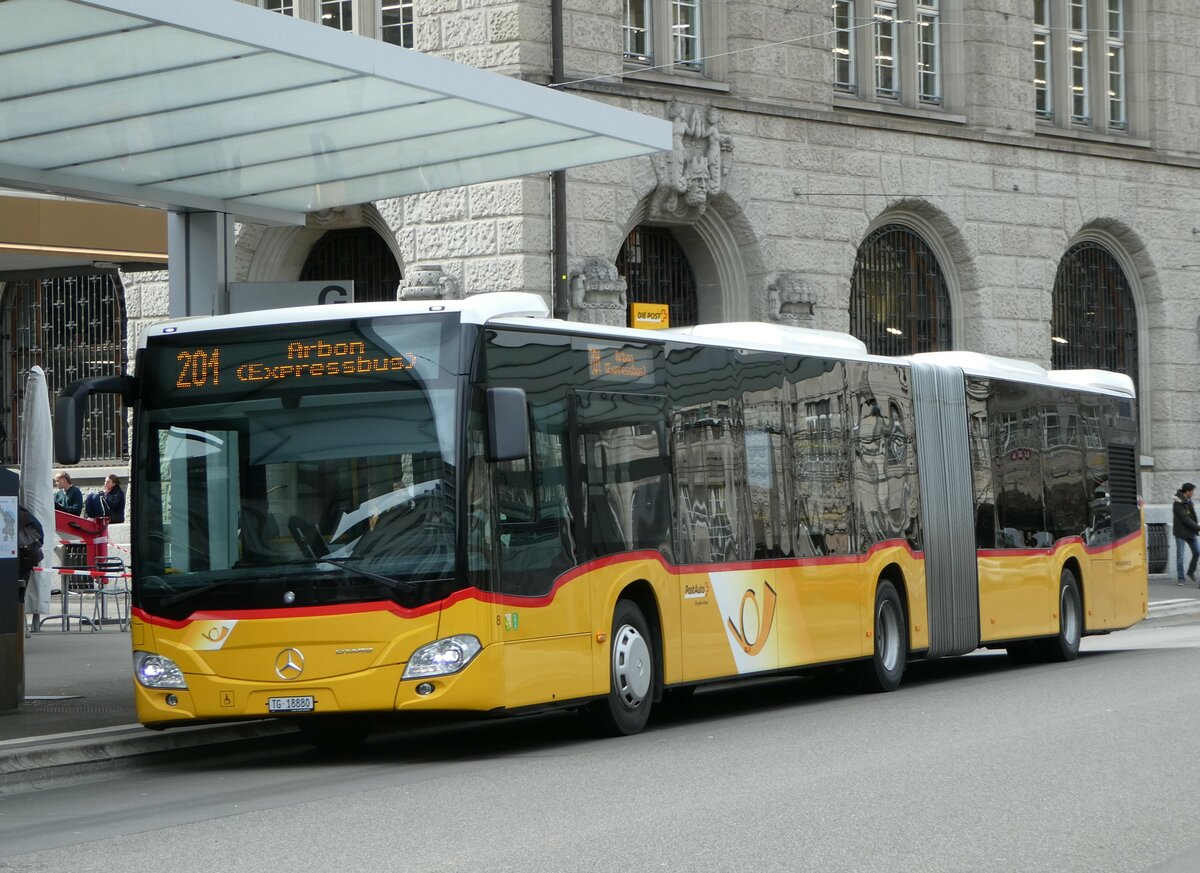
171, 339, 417, 391
578, 339, 661, 388
144, 316, 454, 405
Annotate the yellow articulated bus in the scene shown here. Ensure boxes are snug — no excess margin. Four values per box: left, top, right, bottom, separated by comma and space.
55, 292, 1147, 745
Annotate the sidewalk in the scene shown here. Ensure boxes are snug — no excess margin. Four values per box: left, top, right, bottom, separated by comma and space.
1, 574, 1197, 790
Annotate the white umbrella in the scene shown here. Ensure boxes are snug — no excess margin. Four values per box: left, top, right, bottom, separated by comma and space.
18, 366, 54, 617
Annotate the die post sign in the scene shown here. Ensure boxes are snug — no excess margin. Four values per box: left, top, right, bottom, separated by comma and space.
630, 302, 670, 330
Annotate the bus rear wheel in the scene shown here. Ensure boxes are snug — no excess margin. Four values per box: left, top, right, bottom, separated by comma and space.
859, 579, 907, 693
588, 600, 655, 736
1045, 567, 1082, 662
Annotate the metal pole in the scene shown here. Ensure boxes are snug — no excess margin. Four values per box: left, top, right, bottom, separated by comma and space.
551, 0, 569, 321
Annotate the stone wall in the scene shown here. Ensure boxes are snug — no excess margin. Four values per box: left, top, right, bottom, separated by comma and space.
216, 0, 1200, 509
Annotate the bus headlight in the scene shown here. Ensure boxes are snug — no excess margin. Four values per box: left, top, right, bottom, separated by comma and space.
133, 651, 188, 689
402, 635, 482, 679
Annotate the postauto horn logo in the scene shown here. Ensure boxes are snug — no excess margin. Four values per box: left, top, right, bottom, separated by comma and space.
726, 582, 778, 655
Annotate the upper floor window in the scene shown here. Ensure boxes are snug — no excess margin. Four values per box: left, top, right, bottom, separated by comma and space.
381, 0, 414, 49
1034, 0, 1129, 133
624, 0, 707, 75
832, 1, 945, 109
321, 0, 353, 31
262, 0, 294, 14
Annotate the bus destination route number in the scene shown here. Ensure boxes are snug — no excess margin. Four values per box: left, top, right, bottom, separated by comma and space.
174, 339, 419, 391
587, 343, 653, 383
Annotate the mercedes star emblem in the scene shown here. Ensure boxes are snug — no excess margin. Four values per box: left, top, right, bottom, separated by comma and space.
274, 647, 305, 680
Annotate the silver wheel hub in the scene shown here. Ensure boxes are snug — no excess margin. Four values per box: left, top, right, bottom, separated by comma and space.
1062, 585, 1080, 645
612, 624, 651, 709
878, 600, 901, 672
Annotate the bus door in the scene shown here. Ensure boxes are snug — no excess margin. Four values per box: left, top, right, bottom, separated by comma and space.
1080, 397, 1115, 628
571, 391, 676, 669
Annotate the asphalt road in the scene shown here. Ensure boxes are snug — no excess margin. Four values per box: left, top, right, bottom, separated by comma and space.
1, 621, 1199, 873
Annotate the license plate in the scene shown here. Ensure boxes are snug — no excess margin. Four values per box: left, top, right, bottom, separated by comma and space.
268, 695, 315, 713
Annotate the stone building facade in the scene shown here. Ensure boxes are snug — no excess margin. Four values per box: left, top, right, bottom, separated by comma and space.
114, 0, 1200, 519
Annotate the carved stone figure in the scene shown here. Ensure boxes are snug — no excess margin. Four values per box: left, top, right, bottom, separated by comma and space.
569, 257, 627, 327
650, 102, 733, 222
400, 264, 458, 301
766, 273, 817, 327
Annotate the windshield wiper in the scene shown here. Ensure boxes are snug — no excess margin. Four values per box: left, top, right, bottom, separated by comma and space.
157, 558, 415, 609
314, 556, 418, 594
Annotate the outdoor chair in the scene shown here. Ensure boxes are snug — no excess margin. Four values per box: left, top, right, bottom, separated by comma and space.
93, 556, 130, 631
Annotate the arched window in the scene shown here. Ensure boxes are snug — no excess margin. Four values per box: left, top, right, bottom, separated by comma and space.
1, 273, 128, 465
300, 227, 403, 303
850, 224, 951, 356
1051, 241, 1138, 384
617, 226, 698, 328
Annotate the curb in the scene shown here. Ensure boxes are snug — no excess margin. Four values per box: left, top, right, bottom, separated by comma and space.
0, 719, 295, 795
1147, 598, 1200, 620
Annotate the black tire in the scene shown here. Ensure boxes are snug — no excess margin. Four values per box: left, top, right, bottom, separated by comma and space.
296, 716, 373, 751
859, 579, 907, 693
1045, 567, 1082, 662
588, 600, 655, 736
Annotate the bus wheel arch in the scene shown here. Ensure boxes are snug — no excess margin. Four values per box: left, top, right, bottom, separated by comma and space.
588, 587, 659, 735
1061, 556, 1085, 628
1048, 564, 1083, 662
860, 569, 908, 693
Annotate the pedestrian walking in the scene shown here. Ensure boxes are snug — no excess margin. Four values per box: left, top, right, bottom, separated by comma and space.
1172, 482, 1200, 585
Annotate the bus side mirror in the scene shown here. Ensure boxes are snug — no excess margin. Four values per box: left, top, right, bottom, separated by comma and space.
485, 387, 529, 462
54, 375, 135, 465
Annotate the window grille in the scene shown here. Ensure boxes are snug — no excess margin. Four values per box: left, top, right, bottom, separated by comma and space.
299, 228, 404, 303
616, 226, 698, 328
850, 224, 951, 356
1, 273, 128, 466
1051, 241, 1138, 386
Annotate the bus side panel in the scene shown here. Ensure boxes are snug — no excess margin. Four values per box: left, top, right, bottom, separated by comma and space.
977, 551, 1056, 642
1111, 529, 1149, 629
482, 577, 595, 710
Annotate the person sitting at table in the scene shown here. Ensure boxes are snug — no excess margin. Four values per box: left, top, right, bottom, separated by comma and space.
54, 471, 83, 516
85, 474, 126, 524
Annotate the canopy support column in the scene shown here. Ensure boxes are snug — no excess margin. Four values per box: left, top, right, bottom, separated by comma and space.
168, 211, 234, 318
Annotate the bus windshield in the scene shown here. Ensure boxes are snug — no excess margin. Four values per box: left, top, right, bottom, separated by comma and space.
132, 314, 463, 620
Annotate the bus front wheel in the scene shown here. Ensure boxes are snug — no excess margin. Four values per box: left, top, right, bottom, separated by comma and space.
859, 579, 907, 693
588, 600, 655, 736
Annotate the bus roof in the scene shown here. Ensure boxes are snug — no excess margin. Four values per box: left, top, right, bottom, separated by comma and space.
138, 292, 551, 346
139, 291, 1136, 397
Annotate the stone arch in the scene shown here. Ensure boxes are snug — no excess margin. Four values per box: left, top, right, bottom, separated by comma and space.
614, 191, 766, 323
1059, 218, 1156, 452
859, 199, 980, 351
242, 202, 405, 284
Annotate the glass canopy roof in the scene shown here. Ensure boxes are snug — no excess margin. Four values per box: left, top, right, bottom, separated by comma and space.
0, 0, 670, 225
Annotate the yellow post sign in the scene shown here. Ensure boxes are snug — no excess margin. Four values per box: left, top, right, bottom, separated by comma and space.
630, 302, 670, 330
